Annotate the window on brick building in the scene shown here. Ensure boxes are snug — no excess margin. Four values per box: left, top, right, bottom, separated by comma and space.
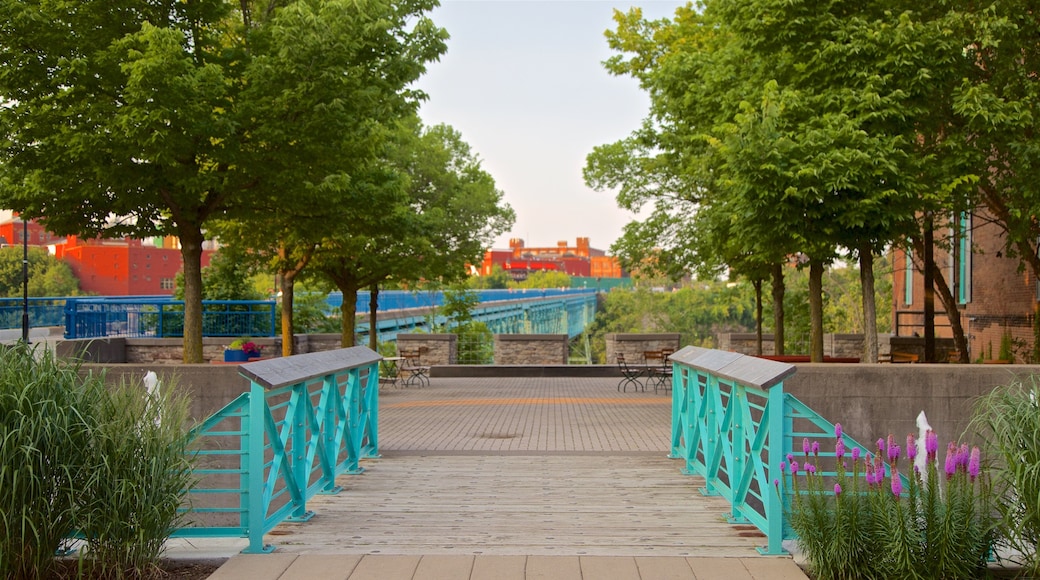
951, 213, 972, 304
160, 278, 174, 290
904, 249, 913, 306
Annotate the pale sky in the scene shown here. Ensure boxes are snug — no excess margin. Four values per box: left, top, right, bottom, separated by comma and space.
415, 0, 686, 254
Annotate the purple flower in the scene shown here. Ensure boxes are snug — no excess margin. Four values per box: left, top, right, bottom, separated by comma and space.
888, 444, 901, 465
787, 453, 795, 464
803, 438, 811, 456
806, 464, 817, 474
834, 483, 842, 496
926, 430, 938, 461
791, 461, 799, 475
836, 438, 846, 459
774, 478, 780, 488
835, 423, 843, 439
812, 441, 820, 456
780, 461, 787, 474
865, 461, 876, 486
851, 447, 860, 462
959, 443, 970, 470
888, 434, 896, 456
969, 447, 981, 481
877, 438, 886, 453
907, 434, 918, 461
891, 471, 903, 497
945, 443, 957, 479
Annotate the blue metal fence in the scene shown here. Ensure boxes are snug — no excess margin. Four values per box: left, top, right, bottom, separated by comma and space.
0, 297, 66, 328
64, 298, 276, 339
173, 348, 379, 553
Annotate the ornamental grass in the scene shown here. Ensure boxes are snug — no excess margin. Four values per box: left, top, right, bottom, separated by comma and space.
784, 423, 995, 580
0, 345, 197, 579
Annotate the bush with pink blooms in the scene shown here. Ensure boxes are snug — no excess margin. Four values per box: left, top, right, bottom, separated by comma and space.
783, 423, 995, 580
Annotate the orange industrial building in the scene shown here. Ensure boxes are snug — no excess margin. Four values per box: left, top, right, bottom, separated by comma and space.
480, 238, 624, 281
0, 213, 214, 296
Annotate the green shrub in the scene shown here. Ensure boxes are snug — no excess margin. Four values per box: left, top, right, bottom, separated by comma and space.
76, 378, 197, 578
972, 377, 1040, 576
0, 345, 104, 579
0, 347, 197, 579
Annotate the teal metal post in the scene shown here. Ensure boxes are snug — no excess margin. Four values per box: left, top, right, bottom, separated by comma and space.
728, 385, 746, 523
289, 384, 310, 520
760, 381, 788, 555
701, 375, 720, 496
244, 383, 273, 553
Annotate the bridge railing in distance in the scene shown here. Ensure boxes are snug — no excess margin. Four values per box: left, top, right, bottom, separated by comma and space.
0, 296, 66, 329
172, 347, 380, 554
63, 298, 276, 339
669, 346, 796, 555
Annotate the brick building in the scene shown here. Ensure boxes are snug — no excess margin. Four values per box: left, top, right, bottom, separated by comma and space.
0, 212, 215, 296
892, 208, 1038, 362
479, 237, 624, 281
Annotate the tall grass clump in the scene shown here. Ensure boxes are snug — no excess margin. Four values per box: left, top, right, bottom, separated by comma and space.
784, 424, 995, 580
76, 378, 197, 579
972, 376, 1040, 576
0, 346, 197, 579
0, 344, 106, 579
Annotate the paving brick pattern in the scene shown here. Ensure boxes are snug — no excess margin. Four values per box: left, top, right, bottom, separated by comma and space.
378, 377, 671, 453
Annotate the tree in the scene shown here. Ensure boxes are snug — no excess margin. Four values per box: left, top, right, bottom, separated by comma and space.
0, 247, 79, 297
514, 270, 571, 289
0, 0, 446, 361
313, 120, 514, 347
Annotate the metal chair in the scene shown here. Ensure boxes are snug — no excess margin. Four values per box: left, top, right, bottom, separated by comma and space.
399, 348, 431, 387
644, 350, 673, 394
616, 353, 647, 392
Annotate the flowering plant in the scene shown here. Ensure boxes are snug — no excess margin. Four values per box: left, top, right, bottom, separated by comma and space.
782, 423, 995, 580
226, 338, 262, 358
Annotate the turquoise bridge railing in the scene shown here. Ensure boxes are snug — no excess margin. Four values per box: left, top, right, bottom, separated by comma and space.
357, 292, 598, 342
172, 347, 379, 553
669, 346, 896, 554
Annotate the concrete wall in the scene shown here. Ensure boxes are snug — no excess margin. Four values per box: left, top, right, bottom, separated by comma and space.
90, 359, 1040, 451
782, 364, 1040, 446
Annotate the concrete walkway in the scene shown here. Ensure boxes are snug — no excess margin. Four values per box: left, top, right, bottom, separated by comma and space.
180, 376, 808, 579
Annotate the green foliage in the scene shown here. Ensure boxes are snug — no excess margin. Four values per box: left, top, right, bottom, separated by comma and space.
512, 270, 571, 290
998, 331, 1014, 362
0, 346, 104, 579
0, 247, 80, 297
971, 377, 1040, 576
467, 264, 512, 289
175, 249, 264, 301
585, 283, 756, 362
0, 347, 197, 579
76, 378, 196, 578
766, 262, 893, 354
788, 428, 994, 580
285, 291, 340, 335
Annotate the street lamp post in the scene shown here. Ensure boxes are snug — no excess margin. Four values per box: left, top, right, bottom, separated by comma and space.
21, 219, 28, 344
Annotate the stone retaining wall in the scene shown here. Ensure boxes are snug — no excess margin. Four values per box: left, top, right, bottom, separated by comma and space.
493, 334, 568, 365
396, 333, 456, 365
605, 333, 682, 364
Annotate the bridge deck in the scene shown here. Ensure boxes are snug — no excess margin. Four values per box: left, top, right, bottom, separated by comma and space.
263, 377, 766, 557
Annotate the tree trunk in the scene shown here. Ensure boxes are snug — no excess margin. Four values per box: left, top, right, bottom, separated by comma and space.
859, 245, 879, 364
808, 258, 825, 363
275, 242, 315, 358
338, 281, 361, 347
368, 284, 379, 352
178, 230, 205, 363
923, 214, 936, 362
279, 273, 296, 357
910, 237, 969, 362
754, 278, 763, 356
771, 263, 785, 356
